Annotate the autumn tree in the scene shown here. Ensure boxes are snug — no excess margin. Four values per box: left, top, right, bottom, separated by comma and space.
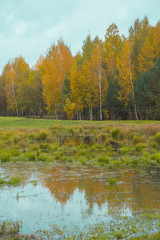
82, 35, 97, 120
129, 16, 150, 80
104, 23, 122, 76
138, 28, 155, 73
118, 40, 139, 120
64, 98, 75, 120
0, 67, 7, 116
3, 62, 18, 116
42, 39, 74, 118
90, 37, 107, 120
153, 22, 160, 59
69, 54, 86, 120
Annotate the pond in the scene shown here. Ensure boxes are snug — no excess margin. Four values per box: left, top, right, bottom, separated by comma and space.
0, 162, 160, 238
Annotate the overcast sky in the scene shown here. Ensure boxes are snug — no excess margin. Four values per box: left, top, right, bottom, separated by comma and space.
0, 0, 160, 71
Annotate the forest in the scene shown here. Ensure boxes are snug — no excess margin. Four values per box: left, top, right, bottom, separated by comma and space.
0, 16, 160, 120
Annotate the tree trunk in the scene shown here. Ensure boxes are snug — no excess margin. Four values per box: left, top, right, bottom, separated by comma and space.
128, 48, 139, 120
79, 111, 82, 121
11, 79, 18, 117
98, 62, 103, 121
89, 107, 93, 121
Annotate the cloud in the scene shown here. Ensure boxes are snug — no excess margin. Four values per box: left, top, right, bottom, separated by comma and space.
0, 0, 160, 72
14, 21, 29, 36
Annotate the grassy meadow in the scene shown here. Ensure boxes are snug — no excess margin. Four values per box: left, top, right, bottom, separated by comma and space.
0, 116, 159, 128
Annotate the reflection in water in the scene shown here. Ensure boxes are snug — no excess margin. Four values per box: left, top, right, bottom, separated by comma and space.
0, 162, 160, 235
39, 164, 160, 211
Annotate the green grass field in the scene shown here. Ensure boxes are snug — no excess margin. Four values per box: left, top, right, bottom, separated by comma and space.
0, 116, 159, 129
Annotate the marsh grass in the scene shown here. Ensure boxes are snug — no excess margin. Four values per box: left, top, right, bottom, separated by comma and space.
108, 177, 117, 185
38, 153, 53, 162
0, 176, 21, 186
0, 118, 160, 167
22, 152, 36, 161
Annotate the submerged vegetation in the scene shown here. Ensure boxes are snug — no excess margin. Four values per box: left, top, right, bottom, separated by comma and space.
0, 211, 160, 239
0, 176, 21, 186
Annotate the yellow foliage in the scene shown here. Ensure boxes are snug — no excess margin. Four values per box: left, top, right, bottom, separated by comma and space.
42, 39, 74, 114
117, 40, 134, 105
64, 98, 75, 120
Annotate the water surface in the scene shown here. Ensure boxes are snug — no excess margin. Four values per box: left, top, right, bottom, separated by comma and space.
0, 162, 160, 235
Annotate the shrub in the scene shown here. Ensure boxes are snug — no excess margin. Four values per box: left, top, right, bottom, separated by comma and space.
38, 154, 53, 162
79, 149, 87, 156
121, 146, 131, 155
28, 134, 36, 140
150, 142, 158, 149
23, 152, 36, 161
91, 144, 105, 150
54, 151, 64, 160
97, 155, 109, 164
51, 143, 58, 151
100, 133, 107, 143
78, 156, 87, 165
10, 149, 21, 157
0, 150, 12, 162
111, 128, 123, 140
68, 128, 75, 137
153, 132, 160, 145
122, 156, 130, 165
8, 176, 21, 185
111, 159, 121, 167
151, 152, 160, 163
134, 143, 146, 153
38, 154, 47, 162
39, 143, 50, 150
83, 134, 94, 145
113, 231, 123, 239
108, 177, 117, 185
36, 131, 49, 142
133, 135, 144, 144
0, 176, 21, 186
131, 158, 139, 165
30, 145, 39, 151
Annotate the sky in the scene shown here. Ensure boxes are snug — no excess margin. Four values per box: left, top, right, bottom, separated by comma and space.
0, 0, 160, 71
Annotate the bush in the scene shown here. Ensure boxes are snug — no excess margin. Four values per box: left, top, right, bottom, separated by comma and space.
133, 135, 144, 144
134, 143, 146, 153
39, 143, 50, 150
0, 176, 21, 186
121, 146, 131, 155
54, 151, 64, 160
8, 176, 21, 185
23, 152, 36, 161
111, 128, 123, 140
153, 132, 160, 145
151, 152, 160, 163
78, 156, 87, 165
97, 155, 109, 164
51, 143, 58, 151
36, 131, 49, 142
83, 134, 94, 145
108, 177, 117, 185
38, 154, 53, 162
131, 158, 139, 165
0, 150, 12, 162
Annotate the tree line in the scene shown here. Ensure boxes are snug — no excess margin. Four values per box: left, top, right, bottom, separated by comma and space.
0, 16, 160, 120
